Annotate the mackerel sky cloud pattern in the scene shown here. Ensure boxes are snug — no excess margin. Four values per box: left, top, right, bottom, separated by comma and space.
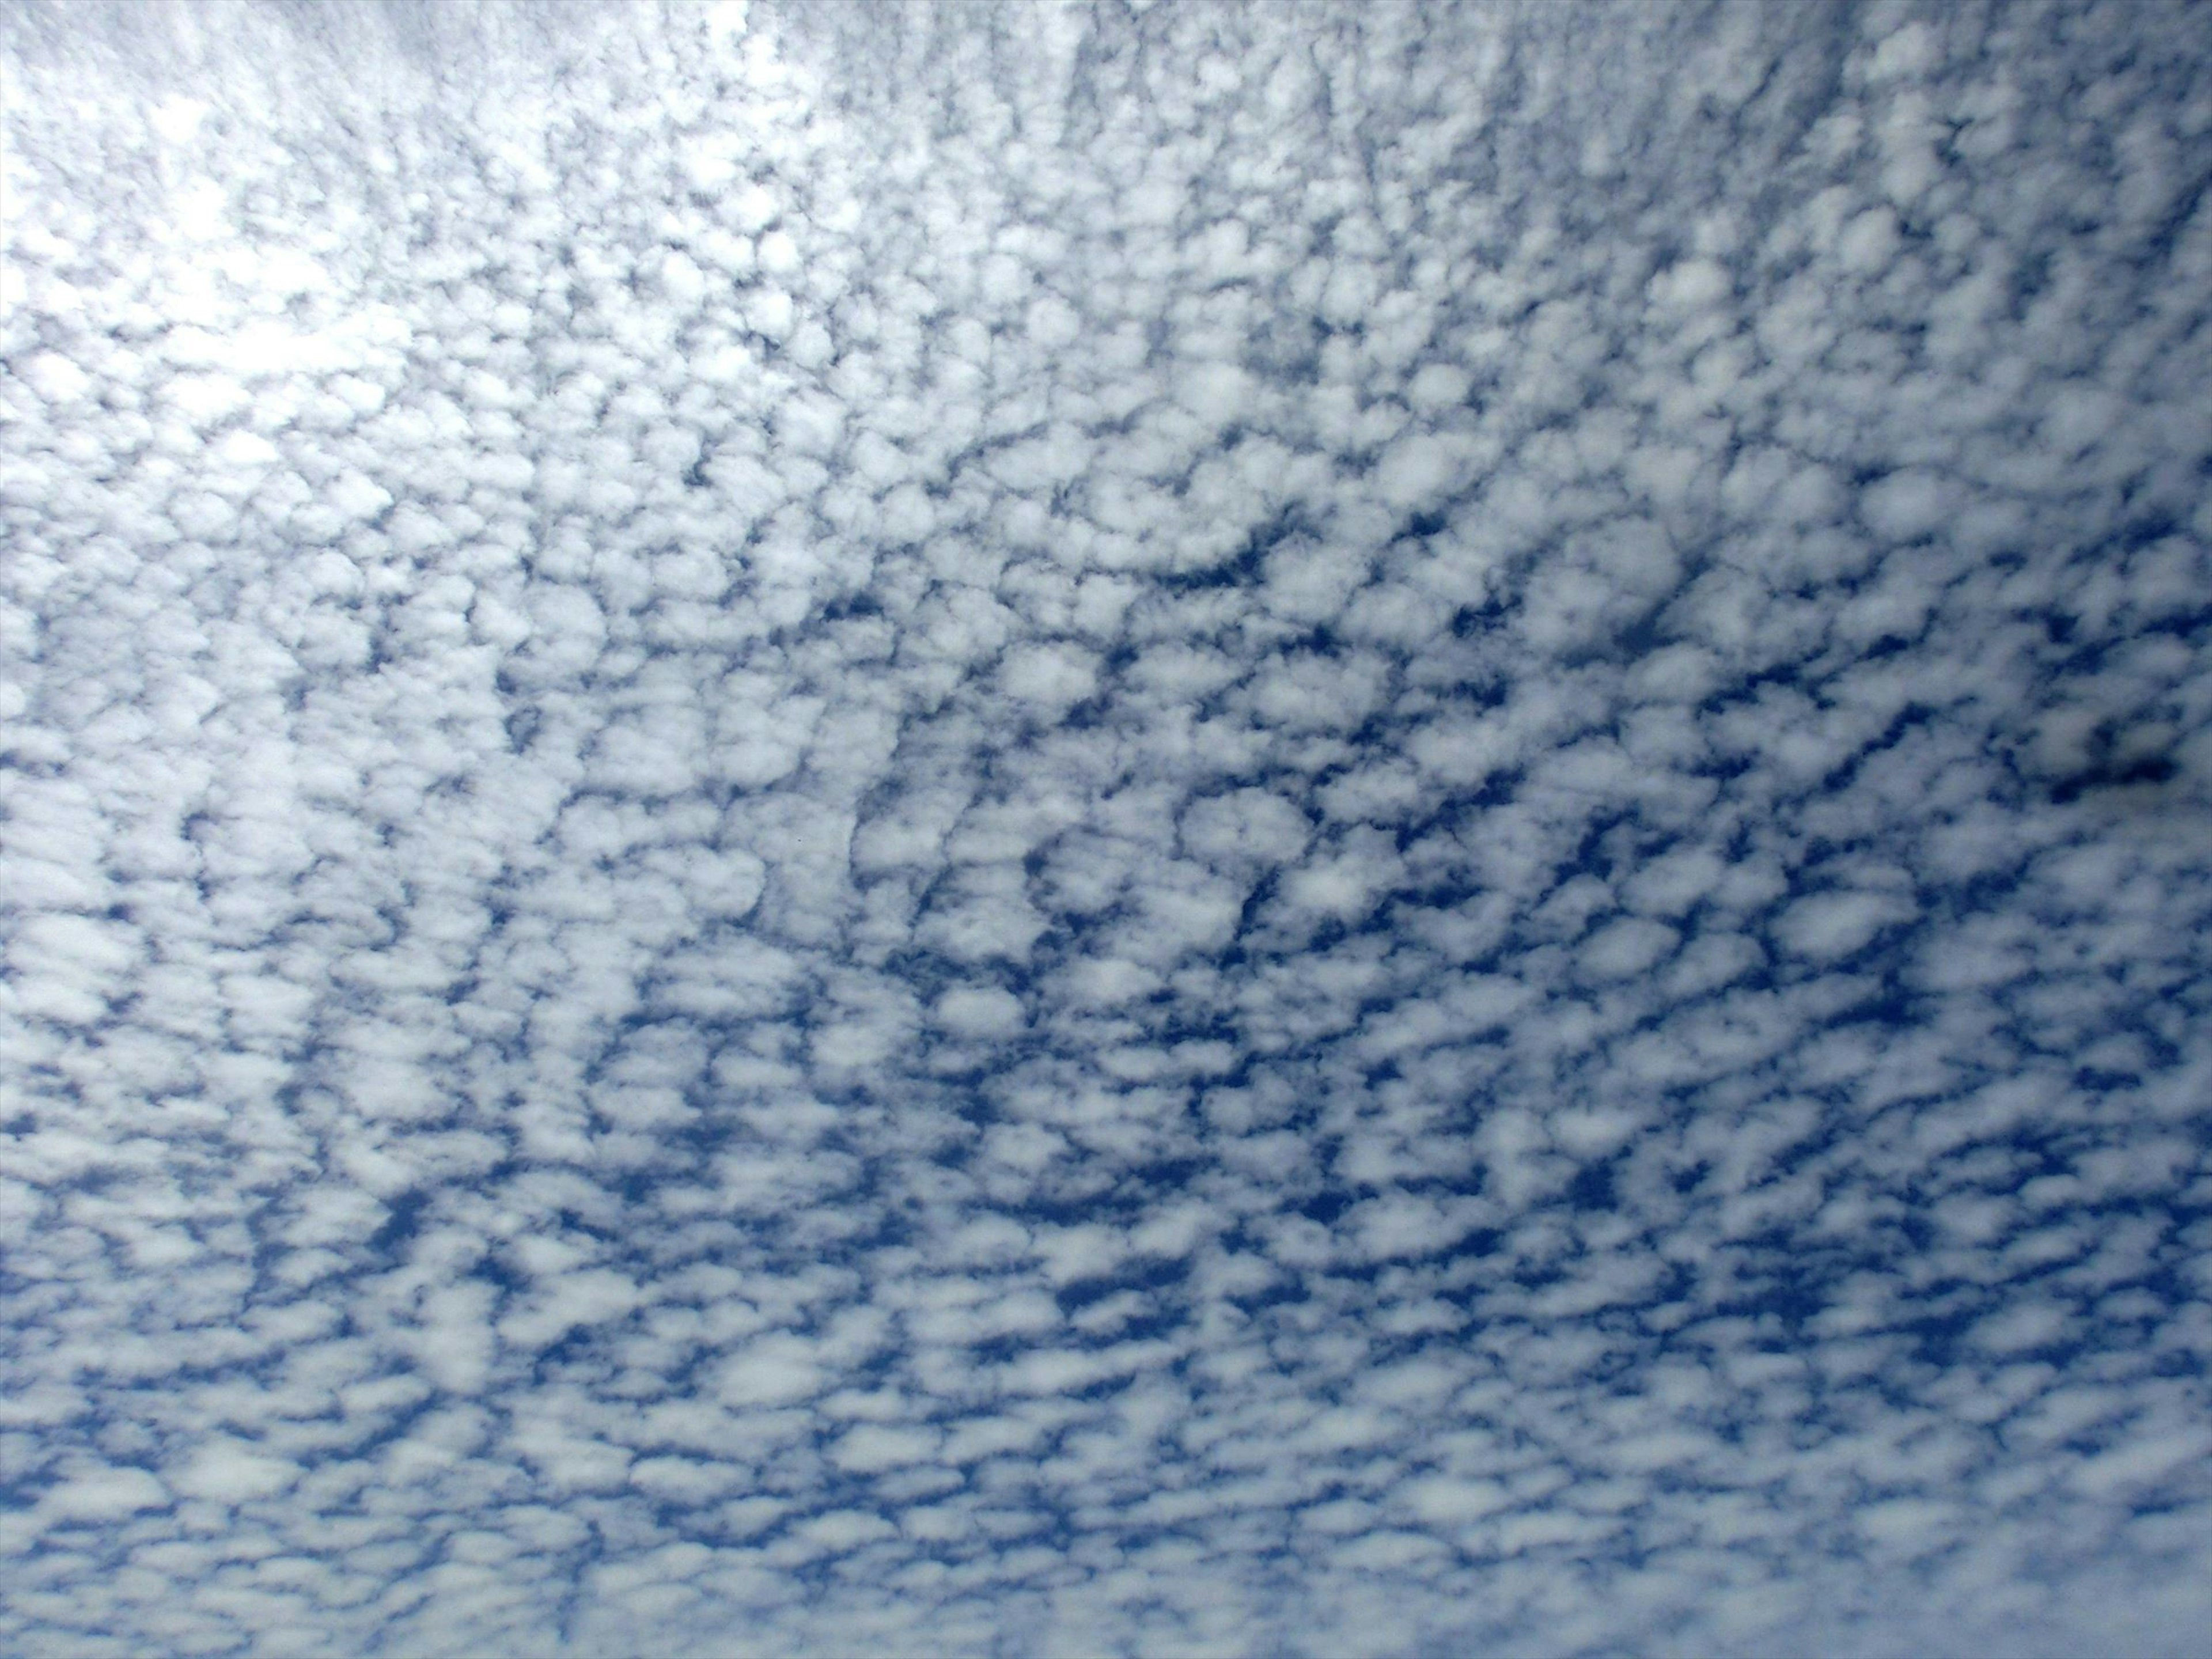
3, 1, 2210, 1654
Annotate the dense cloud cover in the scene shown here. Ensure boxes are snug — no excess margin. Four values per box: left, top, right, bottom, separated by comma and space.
3, 0, 2210, 1652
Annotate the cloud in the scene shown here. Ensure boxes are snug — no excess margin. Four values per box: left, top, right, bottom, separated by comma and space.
0, 0, 2209, 1655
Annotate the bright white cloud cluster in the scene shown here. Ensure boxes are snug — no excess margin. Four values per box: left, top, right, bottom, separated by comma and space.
3, 1, 2210, 1654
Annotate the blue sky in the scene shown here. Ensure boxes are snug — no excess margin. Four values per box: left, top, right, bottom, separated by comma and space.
2, 1, 2209, 1654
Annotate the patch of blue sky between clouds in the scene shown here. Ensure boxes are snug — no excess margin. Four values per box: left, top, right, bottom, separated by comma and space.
2, 0, 2210, 1654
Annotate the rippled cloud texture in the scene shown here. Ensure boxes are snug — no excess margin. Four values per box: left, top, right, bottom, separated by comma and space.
4, 1, 2211, 1653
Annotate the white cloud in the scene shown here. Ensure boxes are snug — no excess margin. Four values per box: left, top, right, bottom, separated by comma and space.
41, 1464, 171, 1522
1774, 889, 1918, 963
1, 1, 2208, 1656
713, 1336, 829, 1410
997, 640, 1101, 715
171, 1440, 304, 1505
932, 983, 1028, 1038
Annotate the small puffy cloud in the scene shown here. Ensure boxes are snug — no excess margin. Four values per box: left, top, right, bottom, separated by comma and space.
1373, 433, 1467, 511
1278, 842, 1399, 925
1181, 787, 1312, 868
1262, 535, 1369, 625
1060, 956, 1163, 1008
1967, 1300, 2075, 1357
829, 1423, 941, 1473
1624, 848, 1728, 917
22, 351, 94, 404
714, 1336, 827, 1410
43, 1465, 171, 1522
933, 984, 1027, 1037
1773, 889, 1917, 962
1398, 1475, 1513, 1527
997, 642, 1100, 715
1578, 916, 1681, 980
1647, 257, 1732, 311
1407, 714, 1521, 786
1859, 469, 1955, 543
170, 1440, 303, 1505
501, 1269, 643, 1351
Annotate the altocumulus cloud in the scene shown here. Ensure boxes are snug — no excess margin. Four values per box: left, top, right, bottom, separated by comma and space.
2, 1, 2210, 1654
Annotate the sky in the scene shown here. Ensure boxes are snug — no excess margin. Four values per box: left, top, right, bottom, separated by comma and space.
1, 0, 2209, 1653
